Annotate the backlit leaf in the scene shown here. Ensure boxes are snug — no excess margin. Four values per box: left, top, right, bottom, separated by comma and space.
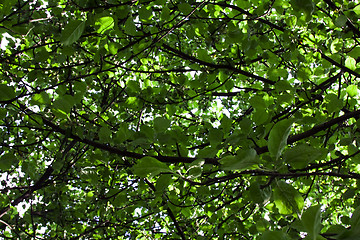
345, 57, 356, 71
96, 16, 114, 34
220, 149, 259, 171
325, 93, 343, 113
273, 181, 304, 215
346, 85, 358, 97
355, 5, 360, 15
330, 39, 342, 53
132, 156, 170, 178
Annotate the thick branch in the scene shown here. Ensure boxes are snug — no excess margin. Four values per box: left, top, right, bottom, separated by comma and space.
195, 169, 360, 186
43, 108, 360, 164
161, 44, 275, 85
0, 166, 53, 219
16, 102, 359, 168
212, 2, 285, 32
256, 109, 360, 154
323, 0, 360, 37
41, 117, 220, 165
318, 50, 360, 78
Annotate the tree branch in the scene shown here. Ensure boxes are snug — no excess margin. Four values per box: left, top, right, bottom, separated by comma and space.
256, 109, 360, 154
144, 178, 187, 240
194, 169, 360, 186
161, 44, 275, 85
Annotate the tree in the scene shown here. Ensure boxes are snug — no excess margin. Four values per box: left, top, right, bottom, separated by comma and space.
1, 0, 360, 239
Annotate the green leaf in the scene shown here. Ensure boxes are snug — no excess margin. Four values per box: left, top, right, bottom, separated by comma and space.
249, 182, 271, 204
346, 85, 358, 97
349, 47, 360, 58
252, 108, 269, 125
139, 6, 152, 21
268, 119, 293, 160
354, 5, 360, 15
0, 153, 17, 171
178, 3, 192, 15
335, 210, 360, 240
197, 146, 218, 158
154, 117, 171, 133
0, 109, 7, 120
268, 68, 288, 79
1, 0, 16, 15
96, 16, 114, 34
260, 231, 291, 240
249, 95, 266, 110
273, 181, 304, 215
132, 156, 170, 178
155, 174, 172, 192
124, 17, 137, 35
325, 93, 343, 113
108, 42, 120, 55
285, 15, 297, 27
187, 165, 202, 179
219, 149, 259, 171
161, 6, 171, 21
350, 206, 360, 227
52, 95, 76, 114
324, 225, 346, 237
335, 213, 360, 240
187, 159, 205, 179
197, 49, 212, 62
0, 84, 16, 101
31, 92, 50, 106
86, 191, 94, 198
290, 0, 314, 22
302, 205, 322, 239
345, 57, 356, 70
220, 115, 232, 133
98, 126, 112, 142
330, 38, 342, 53
283, 144, 323, 169
60, 20, 86, 45
334, 15, 347, 27
208, 128, 224, 146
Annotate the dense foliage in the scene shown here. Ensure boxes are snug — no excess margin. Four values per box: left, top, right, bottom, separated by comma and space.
1, 0, 360, 239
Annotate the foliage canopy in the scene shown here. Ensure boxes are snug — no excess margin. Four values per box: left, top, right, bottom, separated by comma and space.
1, 0, 360, 239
